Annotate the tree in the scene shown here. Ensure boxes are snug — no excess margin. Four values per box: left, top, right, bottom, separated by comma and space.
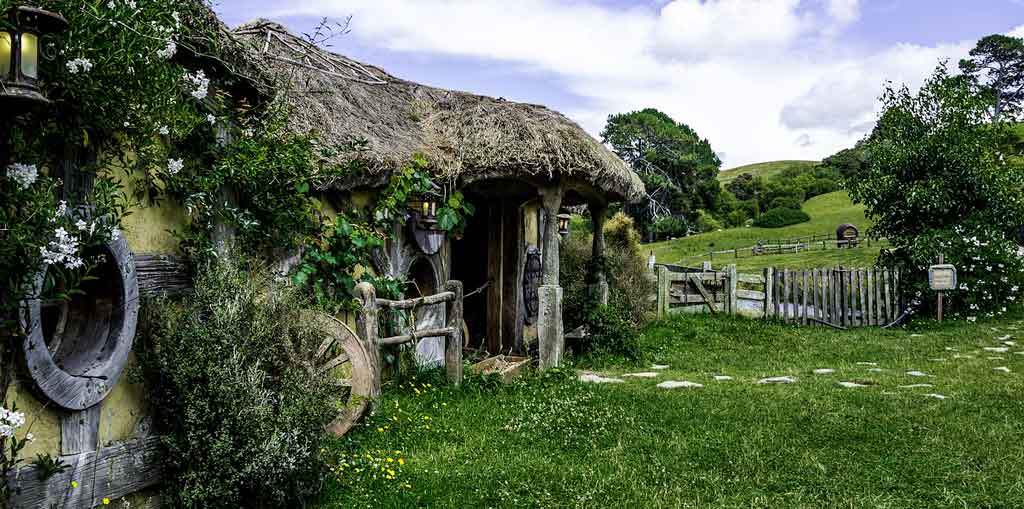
959, 34, 1024, 121
725, 173, 763, 201
847, 64, 1024, 317
601, 109, 721, 237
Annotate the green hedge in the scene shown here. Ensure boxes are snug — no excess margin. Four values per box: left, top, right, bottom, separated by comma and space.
753, 207, 810, 228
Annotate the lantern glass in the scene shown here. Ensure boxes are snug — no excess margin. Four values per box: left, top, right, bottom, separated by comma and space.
0, 32, 10, 77
20, 32, 37, 78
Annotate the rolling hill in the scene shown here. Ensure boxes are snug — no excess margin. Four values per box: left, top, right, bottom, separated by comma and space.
645, 191, 882, 271
717, 160, 820, 184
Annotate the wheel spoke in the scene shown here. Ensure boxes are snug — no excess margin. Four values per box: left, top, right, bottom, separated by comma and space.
318, 352, 351, 374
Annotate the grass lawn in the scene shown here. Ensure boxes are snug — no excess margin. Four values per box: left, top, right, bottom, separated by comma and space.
318, 313, 1024, 507
717, 160, 820, 184
645, 191, 883, 270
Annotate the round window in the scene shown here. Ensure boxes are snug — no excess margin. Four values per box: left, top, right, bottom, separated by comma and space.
20, 237, 138, 410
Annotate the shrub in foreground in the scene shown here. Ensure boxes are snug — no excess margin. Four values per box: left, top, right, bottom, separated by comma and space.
137, 259, 336, 508
753, 207, 810, 228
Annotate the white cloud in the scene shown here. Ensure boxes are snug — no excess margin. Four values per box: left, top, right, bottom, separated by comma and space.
266, 0, 994, 168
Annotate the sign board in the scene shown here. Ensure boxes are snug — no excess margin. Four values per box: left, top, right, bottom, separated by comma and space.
928, 264, 957, 291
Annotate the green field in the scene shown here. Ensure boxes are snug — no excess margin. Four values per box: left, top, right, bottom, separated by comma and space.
645, 191, 882, 271
717, 160, 821, 184
319, 312, 1024, 507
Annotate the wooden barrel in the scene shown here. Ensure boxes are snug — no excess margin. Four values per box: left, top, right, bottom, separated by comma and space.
19, 236, 138, 410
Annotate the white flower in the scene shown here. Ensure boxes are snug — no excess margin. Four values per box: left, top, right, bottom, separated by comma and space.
184, 70, 210, 101
66, 58, 94, 74
75, 219, 88, 231
242, 128, 255, 137
158, 125, 170, 136
157, 39, 177, 60
111, 228, 121, 241
41, 227, 84, 269
56, 200, 68, 218
6, 163, 38, 189
167, 158, 184, 175
0, 407, 26, 437
206, 114, 216, 125
967, 316, 977, 323
25, 433, 34, 442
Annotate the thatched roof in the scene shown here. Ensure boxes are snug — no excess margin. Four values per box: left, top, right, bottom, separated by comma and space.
231, 21, 644, 203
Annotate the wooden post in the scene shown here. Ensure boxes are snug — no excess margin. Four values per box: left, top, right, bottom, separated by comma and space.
727, 265, 738, 315
782, 269, 790, 322
866, 269, 875, 326
801, 270, 809, 325
538, 184, 564, 370
763, 268, 774, 319
657, 265, 670, 318
355, 282, 382, 400
590, 203, 609, 307
444, 280, 464, 385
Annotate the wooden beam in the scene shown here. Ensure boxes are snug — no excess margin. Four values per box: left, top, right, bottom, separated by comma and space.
487, 202, 503, 354
9, 437, 163, 509
688, 274, 718, 314
60, 405, 100, 456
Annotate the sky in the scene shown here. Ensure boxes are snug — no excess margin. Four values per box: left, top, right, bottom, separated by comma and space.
214, 0, 1024, 169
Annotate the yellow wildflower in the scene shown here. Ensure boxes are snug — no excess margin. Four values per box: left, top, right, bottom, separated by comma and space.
70, 481, 78, 489
102, 498, 110, 505
398, 458, 405, 465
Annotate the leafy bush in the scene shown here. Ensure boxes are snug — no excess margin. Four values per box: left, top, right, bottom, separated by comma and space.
561, 212, 654, 347
577, 304, 641, 361
695, 209, 722, 232
649, 216, 689, 240
752, 207, 810, 228
137, 259, 337, 507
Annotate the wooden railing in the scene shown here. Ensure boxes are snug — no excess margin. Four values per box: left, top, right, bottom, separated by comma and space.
355, 281, 464, 391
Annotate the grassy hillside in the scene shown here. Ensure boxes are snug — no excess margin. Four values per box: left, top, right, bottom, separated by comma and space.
646, 191, 882, 271
717, 160, 820, 184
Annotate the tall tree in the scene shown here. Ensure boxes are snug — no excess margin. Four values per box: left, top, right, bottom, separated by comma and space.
959, 34, 1024, 121
601, 109, 721, 236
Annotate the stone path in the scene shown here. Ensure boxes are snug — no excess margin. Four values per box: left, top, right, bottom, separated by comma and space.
657, 381, 703, 389
756, 376, 797, 384
622, 372, 659, 378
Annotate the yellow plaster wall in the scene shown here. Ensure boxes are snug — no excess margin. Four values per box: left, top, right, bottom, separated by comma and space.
105, 160, 187, 255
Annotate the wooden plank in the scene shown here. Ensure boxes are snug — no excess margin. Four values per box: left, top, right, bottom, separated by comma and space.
883, 270, 893, 324
501, 199, 519, 352
135, 254, 191, 297
851, 270, 859, 327
10, 436, 163, 509
728, 265, 738, 315
669, 293, 726, 305
763, 268, 774, 319
737, 273, 766, 285
688, 274, 718, 314
866, 269, 875, 326
802, 271, 809, 325
894, 269, 902, 318
859, 269, 868, 327
782, 270, 790, 322
60, 406, 100, 456
846, 270, 855, 327
736, 289, 766, 301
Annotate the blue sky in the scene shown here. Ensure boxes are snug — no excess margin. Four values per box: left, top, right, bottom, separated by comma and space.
214, 0, 1024, 168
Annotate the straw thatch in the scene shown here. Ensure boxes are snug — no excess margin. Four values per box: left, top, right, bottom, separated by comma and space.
232, 20, 644, 203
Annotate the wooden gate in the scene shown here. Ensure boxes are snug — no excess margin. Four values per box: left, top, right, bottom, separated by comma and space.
656, 265, 738, 316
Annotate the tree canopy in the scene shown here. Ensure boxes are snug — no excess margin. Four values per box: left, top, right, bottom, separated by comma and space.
601, 108, 721, 237
959, 34, 1024, 121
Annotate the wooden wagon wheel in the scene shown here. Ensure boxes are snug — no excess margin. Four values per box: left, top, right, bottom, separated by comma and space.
287, 311, 375, 437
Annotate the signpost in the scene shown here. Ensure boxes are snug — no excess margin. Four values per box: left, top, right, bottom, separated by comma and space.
928, 254, 957, 322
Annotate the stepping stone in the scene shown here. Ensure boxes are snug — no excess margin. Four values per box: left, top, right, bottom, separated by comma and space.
1004, 341, 1017, 346
579, 374, 624, 384
994, 366, 1012, 373
997, 335, 1014, 341
867, 368, 884, 373
953, 354, 975, 359
756, 376, 797, 385
622, 372, 659, 378
651, 364, 670, 370
856, 362, 879, 366
713, 375, 734, 381
928, 358, 946, 362
906, 371, 931, 377
923, 393, 948, 400
910, 334, 924, 338
945, 347, 959, 351
838, 381, 868, 388
984, 347, 1009, 353
899, 383, 934, 388
813, 368, 835, 375
988, 356, 1005, 360
657, 380, 704, 389
1015, 352, 1024, 356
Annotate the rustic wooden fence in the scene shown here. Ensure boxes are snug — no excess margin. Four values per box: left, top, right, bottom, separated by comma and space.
656, 265, 903, 328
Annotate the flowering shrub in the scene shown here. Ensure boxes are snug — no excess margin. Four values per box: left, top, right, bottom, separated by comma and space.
0, 403, 30, 502
847, 64, 1024, 317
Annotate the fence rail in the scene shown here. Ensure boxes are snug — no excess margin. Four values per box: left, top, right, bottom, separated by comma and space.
656, 264, 903, 328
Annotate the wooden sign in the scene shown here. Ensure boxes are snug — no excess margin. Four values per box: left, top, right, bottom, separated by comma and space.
928, 264, 957, 291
